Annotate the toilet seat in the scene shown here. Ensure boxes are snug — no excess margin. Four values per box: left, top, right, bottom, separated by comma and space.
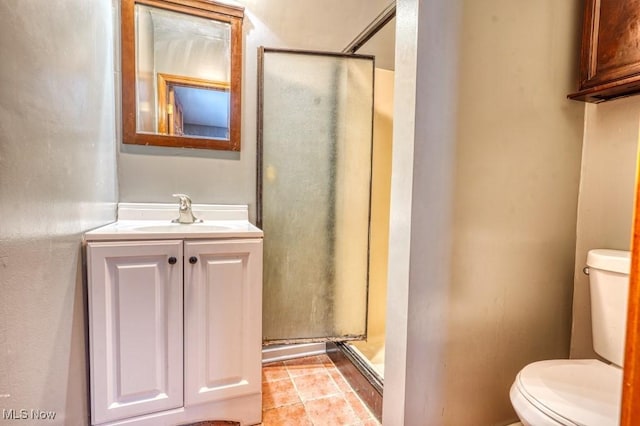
511, 359, 622, 426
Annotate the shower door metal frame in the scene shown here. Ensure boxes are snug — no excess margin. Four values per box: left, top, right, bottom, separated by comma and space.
257, 47, 375, 345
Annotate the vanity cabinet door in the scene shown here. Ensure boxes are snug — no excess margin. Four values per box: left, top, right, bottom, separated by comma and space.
569, 0, 640, 102
183, 239, 263, 406
87, 241, 184, 425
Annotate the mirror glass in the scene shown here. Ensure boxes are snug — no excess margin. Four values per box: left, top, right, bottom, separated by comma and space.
135, 5, 231, 138
121, 0, 243, 151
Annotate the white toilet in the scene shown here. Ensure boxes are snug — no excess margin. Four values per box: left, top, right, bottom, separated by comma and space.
510, 249, 630, 426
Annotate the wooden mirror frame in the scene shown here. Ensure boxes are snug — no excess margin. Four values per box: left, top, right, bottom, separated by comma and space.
121, 0, 243, 151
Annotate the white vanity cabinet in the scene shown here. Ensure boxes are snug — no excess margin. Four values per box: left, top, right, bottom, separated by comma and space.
86, 237, 263, 426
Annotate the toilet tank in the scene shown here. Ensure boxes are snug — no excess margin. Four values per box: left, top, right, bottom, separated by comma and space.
587, 249, 631, 367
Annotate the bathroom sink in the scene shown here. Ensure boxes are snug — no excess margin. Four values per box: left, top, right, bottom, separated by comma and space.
84, 203, 263, 241
86, 220, 261, 240
130, 223, 234, 233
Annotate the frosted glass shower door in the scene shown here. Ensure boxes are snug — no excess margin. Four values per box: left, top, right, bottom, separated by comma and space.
259, 48, 374, 344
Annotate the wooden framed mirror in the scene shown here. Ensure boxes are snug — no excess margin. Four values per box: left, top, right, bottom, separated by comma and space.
121, 0, 243, 150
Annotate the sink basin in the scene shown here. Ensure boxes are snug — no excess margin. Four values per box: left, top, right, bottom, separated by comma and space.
84, 204, 264, 241
86, 220, 262, 241
130, 224, 234, 233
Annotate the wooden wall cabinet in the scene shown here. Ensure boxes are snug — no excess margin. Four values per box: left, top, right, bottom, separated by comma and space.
569, 0, 640, 103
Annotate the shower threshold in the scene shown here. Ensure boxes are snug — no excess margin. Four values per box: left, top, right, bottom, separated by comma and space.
326, 342, 383, 421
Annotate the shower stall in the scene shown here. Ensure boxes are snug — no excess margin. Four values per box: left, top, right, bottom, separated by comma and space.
257, 4, 395, 418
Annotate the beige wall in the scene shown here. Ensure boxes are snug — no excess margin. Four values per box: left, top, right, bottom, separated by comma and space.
0, 1, 118, 423
351, 67, 393, 365
116, 0, 391, 221
570, 96, 640, 359
333, 60, 375, 334
368, 68, 394, 343
368, 68, 394, 340
384, 0, 585, 424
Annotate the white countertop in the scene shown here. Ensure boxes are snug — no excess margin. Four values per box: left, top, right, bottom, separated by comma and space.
84, 203, 263, 241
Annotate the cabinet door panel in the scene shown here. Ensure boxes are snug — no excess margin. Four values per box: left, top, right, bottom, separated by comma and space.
570, 0, 640, 101
184, 239, 262, 405
87, 241, 183, 424
585, 0, 640, 87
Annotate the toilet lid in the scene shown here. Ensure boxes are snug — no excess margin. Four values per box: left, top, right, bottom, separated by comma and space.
515, 359, 622, 426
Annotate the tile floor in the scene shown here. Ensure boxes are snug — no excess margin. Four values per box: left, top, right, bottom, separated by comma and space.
259, 354, 380, 426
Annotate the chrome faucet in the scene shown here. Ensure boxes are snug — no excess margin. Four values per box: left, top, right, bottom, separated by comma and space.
172, 194, 202, 224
